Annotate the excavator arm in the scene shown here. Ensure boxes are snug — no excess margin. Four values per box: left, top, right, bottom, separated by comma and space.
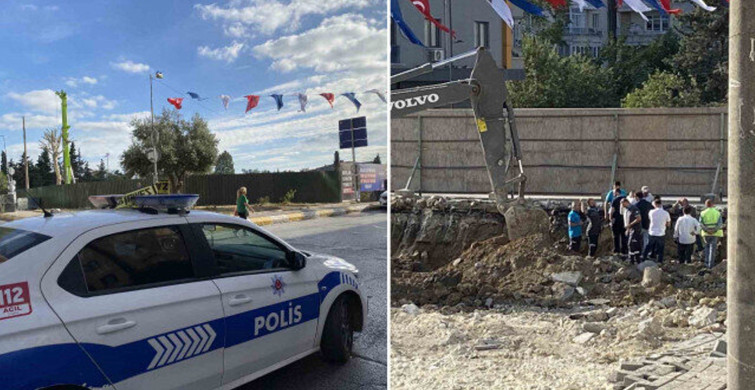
391, 47, 526, 213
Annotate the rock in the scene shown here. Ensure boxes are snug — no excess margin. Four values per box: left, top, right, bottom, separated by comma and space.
606, 307, 619, 317
659, 296, 676, 308
615, 266, 641, 282
576, 286, 587, 296
503, 203, 550, 241
573, 332, 595, 344
586, 310, 609, 322
551, 282, 575, 301
485, 298, 494, 308
637, 317, 663, 339
586, 298, 611, 306
689, 307, 718, 328
401, 303, 420, 315
551, 271, 583, 286
641, 266, 662, 288
636, 260, 658, 272
452, 258, 462, 267
662, 309, 688, 328
583, 322, 607, 334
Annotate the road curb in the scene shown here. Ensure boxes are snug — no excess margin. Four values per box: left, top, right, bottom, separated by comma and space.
249, 205, 369, 226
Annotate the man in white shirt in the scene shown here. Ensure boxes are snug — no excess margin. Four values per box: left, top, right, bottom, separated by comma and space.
642, 199, 671, 263
641, 186, 654, 203
674, 205, 701, 264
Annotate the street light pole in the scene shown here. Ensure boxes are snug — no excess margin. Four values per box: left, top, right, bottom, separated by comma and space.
149, 73, 158, 185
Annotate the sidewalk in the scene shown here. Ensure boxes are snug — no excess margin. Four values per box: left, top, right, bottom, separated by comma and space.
0, 202, 381, 225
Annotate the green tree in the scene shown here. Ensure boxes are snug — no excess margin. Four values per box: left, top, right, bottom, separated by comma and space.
121, 110, 219, 193
1, 151, 6, 175
32, 147, 54, 188
622, 71, 702, 108
70, 142, 88, 181
214, 150, 235, 174
507, 37, 614, 108
671, 8, 728, 104
373, 154, 382, 164
598, 33, 680, 106
94, 159, 108, 181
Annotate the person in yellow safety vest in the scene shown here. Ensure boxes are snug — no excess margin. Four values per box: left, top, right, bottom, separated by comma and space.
700, 199, 724, 269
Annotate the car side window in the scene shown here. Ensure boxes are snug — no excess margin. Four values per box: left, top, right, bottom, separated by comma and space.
73, 226, 195, 294
201, 224, 289, 275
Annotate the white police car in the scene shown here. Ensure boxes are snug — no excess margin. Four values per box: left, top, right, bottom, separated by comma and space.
0, 195, 366, 390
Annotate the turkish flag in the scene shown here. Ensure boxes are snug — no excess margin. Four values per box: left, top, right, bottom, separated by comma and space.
659, 0, 682, 14
319, 93, 335, 108
411, 0, 456, 38
245, 95, 260, 113
543, 0, 567, 8
167, 97, 183, 110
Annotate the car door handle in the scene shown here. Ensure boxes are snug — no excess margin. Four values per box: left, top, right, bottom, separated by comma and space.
97, 318, 137, 335
229, 295, 253, 307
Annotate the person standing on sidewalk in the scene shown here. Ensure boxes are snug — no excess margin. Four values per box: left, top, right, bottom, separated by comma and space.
700, 199, 723, 268
622, 198, 643, 264
642, 199, 671, 263
236, 186, 255, 220
585, 198, 603, 257
568, 201, 584, 252
674, 205, 700, 264
609, 189, 628, 256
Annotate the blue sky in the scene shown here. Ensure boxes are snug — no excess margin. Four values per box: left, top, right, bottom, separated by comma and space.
0, 0, 388, 172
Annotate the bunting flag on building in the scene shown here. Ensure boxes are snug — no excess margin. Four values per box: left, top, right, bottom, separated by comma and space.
622, 0, 651, 21
167, 97, 183, 110
391, 0, 425, 46
543, 0, 567, 8
245, 95, 260, 114
187, 92, 207, 101
219, 94, 231, 110
488, 0, 515, 28
690, 0, 716, 11
508, 0, 546, 16
645, 0, 667, 13
659, 0, 682, 14
365, 89, 387, 103
410, 0, 456, 38
341, 93, 362, 112
270, 94, 284, 111
585, 0, 605, 8
320, 93, 335, 108
297, 93, 308, 112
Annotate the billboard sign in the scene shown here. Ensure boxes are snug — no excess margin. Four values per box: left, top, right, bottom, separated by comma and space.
339, 117, 368, 149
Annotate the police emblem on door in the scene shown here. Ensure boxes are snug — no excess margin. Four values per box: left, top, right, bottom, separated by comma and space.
271, 275, 286, 297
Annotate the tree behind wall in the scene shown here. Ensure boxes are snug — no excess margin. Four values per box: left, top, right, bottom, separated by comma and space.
121, 110, 219, 193
32, 147, 54, 188
214, 150, 235, 174
40, 129, 63, 185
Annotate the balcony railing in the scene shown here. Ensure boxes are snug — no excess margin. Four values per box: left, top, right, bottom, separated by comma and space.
563, 27, 603, 37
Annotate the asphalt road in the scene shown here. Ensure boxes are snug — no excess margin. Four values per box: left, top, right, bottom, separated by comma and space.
238, 209, 387, 390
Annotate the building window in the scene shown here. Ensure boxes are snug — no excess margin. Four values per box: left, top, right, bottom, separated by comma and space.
425, 20, 441, 47
592, 14, 600, 29
570, 45, 600, 58
569, 8, 585, 28
474, 21, 489, 48
646, 14, 670, 32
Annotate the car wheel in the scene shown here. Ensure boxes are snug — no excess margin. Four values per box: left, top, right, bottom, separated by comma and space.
321, 295, 353, 364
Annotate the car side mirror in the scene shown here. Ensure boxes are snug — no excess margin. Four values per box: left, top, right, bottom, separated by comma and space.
287, 251, 306, 270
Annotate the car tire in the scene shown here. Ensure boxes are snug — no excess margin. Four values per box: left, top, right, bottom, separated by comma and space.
320, 295, 353, 364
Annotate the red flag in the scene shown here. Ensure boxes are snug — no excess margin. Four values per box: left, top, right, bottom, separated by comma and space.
319, 93, 335, 108
245, 95, 260, 113
658, 0, 681, 14
617, 0, 623, 6
167, 97, 183, 110
543, 0, 567, 7
411, 0, 456, 38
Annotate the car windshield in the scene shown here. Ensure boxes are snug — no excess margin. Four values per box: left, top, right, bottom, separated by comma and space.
0, 227, 51, 264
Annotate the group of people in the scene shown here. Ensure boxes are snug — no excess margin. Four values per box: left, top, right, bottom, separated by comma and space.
567, 181, 724, 269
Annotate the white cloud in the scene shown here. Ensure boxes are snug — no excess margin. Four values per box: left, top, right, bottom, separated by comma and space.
253, 14, 387, 76
110, 60, 150, 74
66, 76, 98, 88
197, 41, 245, 63
194, 0, 378, 35
5, 89, 59, 113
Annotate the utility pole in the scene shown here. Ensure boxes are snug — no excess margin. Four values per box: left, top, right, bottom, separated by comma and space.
728, 4, 755, 389
607, 0, 617, 42
149, 72, 160, 185
23, 116, 29, 190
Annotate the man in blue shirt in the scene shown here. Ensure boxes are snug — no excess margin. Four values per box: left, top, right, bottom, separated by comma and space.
604, 181, 627, 219
568, 201, 584, 252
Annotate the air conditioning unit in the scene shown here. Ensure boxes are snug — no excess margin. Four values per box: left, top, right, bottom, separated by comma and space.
428, 49, 445, 62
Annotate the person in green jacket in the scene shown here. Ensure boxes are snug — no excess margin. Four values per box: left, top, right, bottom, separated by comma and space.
700, 199, 723, 269
236, 186, 255, 219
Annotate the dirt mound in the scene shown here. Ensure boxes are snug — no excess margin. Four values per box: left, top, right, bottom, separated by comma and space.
392, 232, 726, 309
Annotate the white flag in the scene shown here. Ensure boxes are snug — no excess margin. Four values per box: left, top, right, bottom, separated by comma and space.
623, 0, 651, 22
690, 0, 716, 11
365, 89, 387, 103
297, 93, 308, 112
489, 0, 514, 29
219, 95, 230, 110
573, 0, 588, 12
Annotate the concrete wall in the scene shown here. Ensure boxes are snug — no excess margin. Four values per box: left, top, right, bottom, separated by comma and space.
391, 107, 728, 197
